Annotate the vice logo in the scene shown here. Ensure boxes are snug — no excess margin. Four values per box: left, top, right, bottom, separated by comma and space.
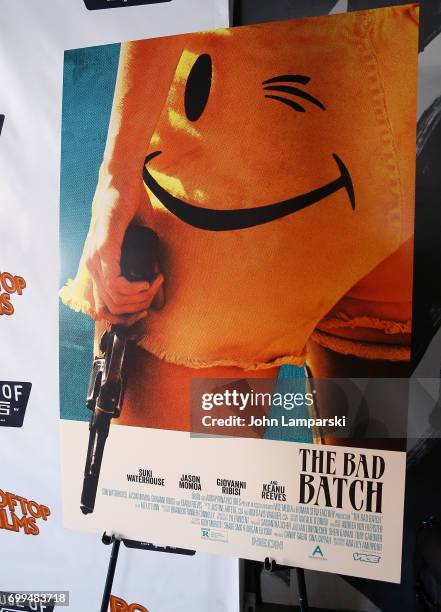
83, 0, 171, 10
0, 382, 32, 428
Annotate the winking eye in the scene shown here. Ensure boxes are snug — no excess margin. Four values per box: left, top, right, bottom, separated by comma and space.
263, 74, 325, 112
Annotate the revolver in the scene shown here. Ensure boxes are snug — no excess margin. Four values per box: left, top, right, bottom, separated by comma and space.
81, 224, 161, 515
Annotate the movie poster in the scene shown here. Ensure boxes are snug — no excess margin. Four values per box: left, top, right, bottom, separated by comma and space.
59, 5, 419, 583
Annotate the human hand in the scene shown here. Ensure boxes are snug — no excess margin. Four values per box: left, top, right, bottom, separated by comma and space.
84, 191, 164, 326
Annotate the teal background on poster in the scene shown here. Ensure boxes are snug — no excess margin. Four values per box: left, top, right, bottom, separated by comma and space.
59, 43, 312, 443
60, 44, 120, 422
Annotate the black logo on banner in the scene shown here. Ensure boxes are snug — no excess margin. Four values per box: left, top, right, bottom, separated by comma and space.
83, 0, 171, 9
0, 382, 32, 427
0, 606, 54, 612
0, 607, 54, 612
0, 597, 54, 612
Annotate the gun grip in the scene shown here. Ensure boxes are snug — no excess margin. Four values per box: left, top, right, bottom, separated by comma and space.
120, 224, 160, 283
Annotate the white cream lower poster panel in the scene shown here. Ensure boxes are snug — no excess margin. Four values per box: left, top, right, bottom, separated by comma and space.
62, 424, 406, 583
0, 1, 235, 611
58, 6, 418, 587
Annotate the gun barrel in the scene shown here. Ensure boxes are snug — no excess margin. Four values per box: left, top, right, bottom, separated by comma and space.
81, 411, 112, 514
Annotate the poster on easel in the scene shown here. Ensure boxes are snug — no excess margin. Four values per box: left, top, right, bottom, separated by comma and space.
59, 4, 419, 583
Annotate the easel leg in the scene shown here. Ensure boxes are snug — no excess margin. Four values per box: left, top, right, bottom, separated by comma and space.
264, 558, 310, 612
100, 534, 121, 612
295, 568, 309, 612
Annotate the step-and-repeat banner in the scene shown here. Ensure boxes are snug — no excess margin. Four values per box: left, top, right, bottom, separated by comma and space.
58, 4, 418, 585
0, 2, 238, 611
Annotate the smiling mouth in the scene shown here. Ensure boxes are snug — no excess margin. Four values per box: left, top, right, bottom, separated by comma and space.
142, 151, 355, 231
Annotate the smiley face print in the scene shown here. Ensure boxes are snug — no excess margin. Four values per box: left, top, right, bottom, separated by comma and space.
144, 54, 355, 231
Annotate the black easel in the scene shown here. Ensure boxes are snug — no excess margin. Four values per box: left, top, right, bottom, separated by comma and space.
263, 557, 310, 612
100, 533, 195, 612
